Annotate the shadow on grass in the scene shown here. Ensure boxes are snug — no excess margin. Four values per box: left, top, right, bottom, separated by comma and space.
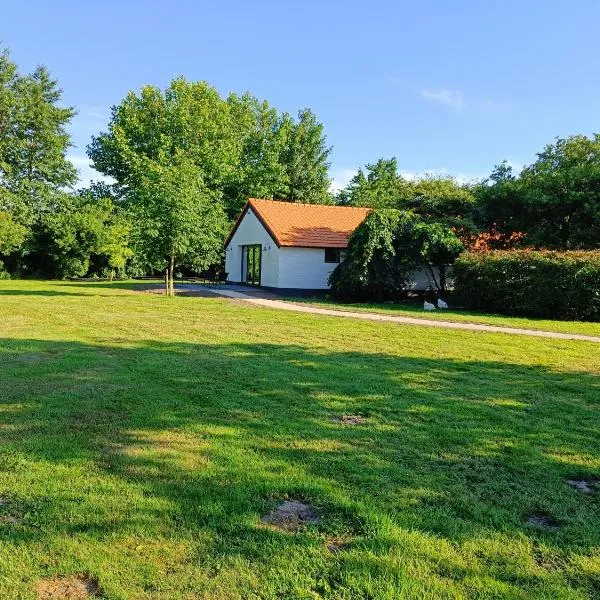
0, 338, 599, 595
0, 282, 157, 297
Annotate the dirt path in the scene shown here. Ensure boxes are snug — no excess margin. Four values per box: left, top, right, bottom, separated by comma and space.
207, 288, 600, 344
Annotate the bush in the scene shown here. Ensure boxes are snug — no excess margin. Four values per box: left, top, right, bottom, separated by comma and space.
329, 209, 463, 301
454, 250, 600, 321
0, 260, 10, 280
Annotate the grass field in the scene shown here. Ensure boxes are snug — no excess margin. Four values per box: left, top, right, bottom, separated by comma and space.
285, 297, 600, 337
0, 280, 599, 599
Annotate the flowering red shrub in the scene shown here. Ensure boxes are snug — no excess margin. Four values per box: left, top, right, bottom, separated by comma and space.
461, 225, 526, 253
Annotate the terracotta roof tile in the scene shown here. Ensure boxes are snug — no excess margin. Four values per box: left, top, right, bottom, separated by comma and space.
242, 198, 371, 248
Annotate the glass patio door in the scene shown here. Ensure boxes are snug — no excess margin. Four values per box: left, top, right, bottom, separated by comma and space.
242, 245, 261, 286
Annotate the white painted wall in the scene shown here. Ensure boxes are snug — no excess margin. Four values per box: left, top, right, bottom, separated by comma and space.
225, 208, 279, 287
278, 247, 338, 290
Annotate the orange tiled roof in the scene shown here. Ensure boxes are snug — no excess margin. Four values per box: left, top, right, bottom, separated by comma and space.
233, 198, 371, 248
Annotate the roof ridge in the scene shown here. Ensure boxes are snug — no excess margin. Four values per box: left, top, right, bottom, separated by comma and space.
248, 198, 371, 210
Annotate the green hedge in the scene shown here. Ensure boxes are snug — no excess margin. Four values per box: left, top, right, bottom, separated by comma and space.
453, 250, 600, 321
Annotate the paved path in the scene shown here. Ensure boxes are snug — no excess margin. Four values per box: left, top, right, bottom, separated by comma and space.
205, 287, 600, 343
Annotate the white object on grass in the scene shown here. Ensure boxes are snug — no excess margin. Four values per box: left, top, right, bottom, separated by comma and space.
424, 301, 436, 311
437, 298, 448, 309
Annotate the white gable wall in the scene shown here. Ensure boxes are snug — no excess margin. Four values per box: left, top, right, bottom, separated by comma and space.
278, 247, 336, 290
224, 208, 279, 287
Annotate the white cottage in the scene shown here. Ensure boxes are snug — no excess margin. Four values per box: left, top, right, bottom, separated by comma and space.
224, 198, 446, 292
224, 199, 371, 291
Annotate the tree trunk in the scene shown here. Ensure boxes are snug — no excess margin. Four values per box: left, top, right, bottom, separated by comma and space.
426, 265, 441, 293
439, 265, 447, 294
168, 255, 175, 297
165, 267, 170, 296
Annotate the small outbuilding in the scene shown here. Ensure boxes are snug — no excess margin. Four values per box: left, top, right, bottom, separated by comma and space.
224, 198, 444, 292
224, 199, 370, 291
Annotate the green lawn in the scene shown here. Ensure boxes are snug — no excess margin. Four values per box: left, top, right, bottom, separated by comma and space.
285, 297, 600, 337
0, 280, 599, 599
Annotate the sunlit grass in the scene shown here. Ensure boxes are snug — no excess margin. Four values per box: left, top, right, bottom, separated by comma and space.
0, 280, 598, 599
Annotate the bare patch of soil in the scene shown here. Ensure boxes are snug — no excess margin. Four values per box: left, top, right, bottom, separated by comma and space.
566, 478, 597, 494
36, 575, 101, 599
0, 496, 22, 525
333, 415, 367, 425
526, 513, 560, 531
326, 538, 350, 554
0, 514, 21, 525
261, 500, 319, 531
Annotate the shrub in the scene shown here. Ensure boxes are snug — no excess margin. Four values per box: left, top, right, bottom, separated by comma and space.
0, 260, 10, 280
454, 250, 600, 321
329, 209, 463, 301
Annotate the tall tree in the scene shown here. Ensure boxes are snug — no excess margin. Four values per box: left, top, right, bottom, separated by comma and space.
397, 175, 477, 235
339, 158, 400, 208
519, 135, 600, 249
473, 161, 527, 235
0, 46, 77, 275
129, 154, 228, 296
89, 79, 238, 195
223, 93, 287, 216
10, 66, 76, 191
277, 109, 332, 204
88, 79, 236, 292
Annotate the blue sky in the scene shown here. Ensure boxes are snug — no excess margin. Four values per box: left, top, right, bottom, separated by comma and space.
4, 0, 600, 191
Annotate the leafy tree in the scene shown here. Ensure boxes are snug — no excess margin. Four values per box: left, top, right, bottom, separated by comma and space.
338, 158, 476, 235
473, 161, 527, 235
9, 66, 76, 191
127, 153, 228, 296
223, 94, 287, 216
0, 47, 18, 180
397, 175, 477, 235
330, 209, 463, 300
89, 80, 332, 220
0, 209, 27, 255
395, 217, 464, 293
519, 135, 600, 249
26, 194, 131, 279
89, 79, 238, 195
338, 158, 400, 208
277, 109, 332, 204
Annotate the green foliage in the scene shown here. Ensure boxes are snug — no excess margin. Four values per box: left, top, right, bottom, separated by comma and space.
0, 46, 76, 200
339, 158, 400, 208
224, 94, 288, 215
454, 250, 600, 321
277, 108, 332, 204
0, 209, 27, 255
27, 195, 131, 279
476, 136, 600, 249
473, 161, 524, 234
339, 157, 477, 233
397, 175, 477, 234
126, 153, 228, 294
330, 209, 463, 300
89, 80, 332, 219
520, 135, 600, 249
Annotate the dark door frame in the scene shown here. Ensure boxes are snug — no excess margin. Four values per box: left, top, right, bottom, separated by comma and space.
241, 244, 262, 286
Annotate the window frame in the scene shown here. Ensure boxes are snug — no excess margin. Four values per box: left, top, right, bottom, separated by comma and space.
324, 248, 342, 264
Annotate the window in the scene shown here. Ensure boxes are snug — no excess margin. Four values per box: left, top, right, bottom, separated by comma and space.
324, 248, 342, 263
